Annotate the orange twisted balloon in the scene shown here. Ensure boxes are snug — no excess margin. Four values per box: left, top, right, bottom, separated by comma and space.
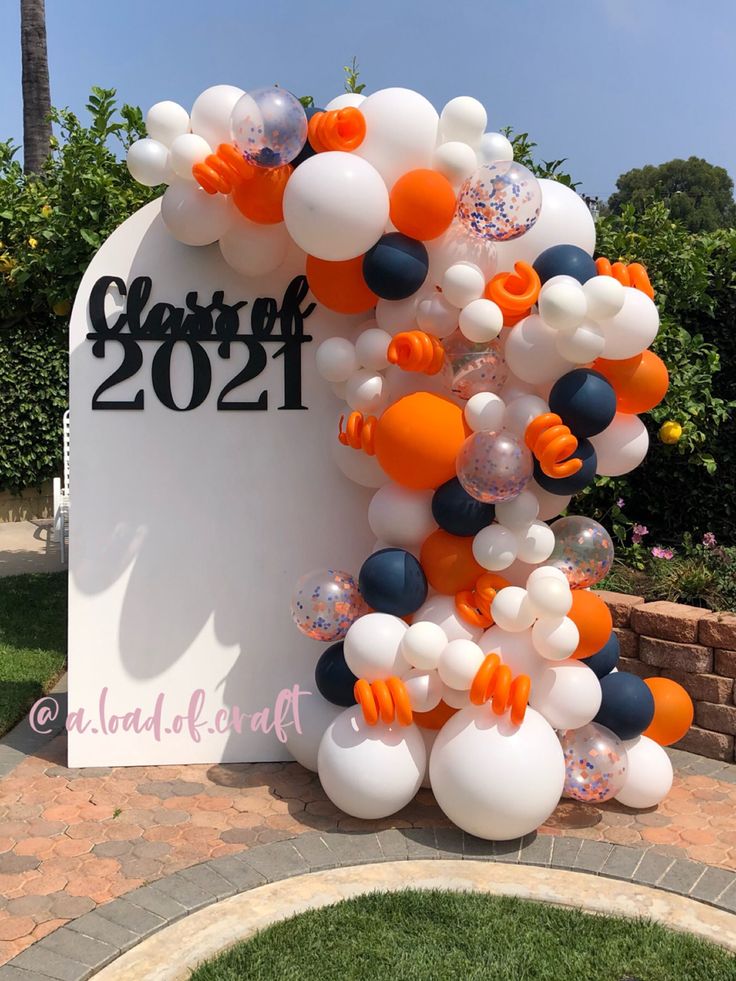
354, 677, 413, 726
308, 108, 367, 152
192, 144, 255, 195
338, 412, 377, 454
484, 261, 541, 325
595, 257, 654, 300
455, 573, 510, 629
387, 331, 444, 375
525, 413, 582, 479
470, 653, 530, 726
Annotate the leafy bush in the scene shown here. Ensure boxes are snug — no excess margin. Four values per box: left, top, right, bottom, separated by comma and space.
0, 88, 156, 490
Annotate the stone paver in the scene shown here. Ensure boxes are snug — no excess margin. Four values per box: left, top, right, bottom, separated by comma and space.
0, 731, 735, 967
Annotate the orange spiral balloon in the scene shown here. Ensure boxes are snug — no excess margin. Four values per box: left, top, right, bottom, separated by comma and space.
192, 144, 255, 195
387, 331, 444, 375
308, 108, 367, 152
354, 677, 413, 726
470, 653, 530, 726
455, 573, 510, 629
595, 257, 654, 300
524, 413, 582, 479
484, 261, 541, 325
338, 411, 377, 454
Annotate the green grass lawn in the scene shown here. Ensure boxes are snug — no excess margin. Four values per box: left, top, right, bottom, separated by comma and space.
190, 889, 736, 981
0, 573, 67, 737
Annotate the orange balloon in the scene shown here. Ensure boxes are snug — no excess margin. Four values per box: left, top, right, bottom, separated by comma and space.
414, 699, 459, 730
306, 255, 378, 314
642, 677, 694, 746
389, 169, 457, 241
374, 392, 468, 490
420, 528, 485, 595
232, 164, 291, 224
592, 350, 669, 414
568, 590, 613, 659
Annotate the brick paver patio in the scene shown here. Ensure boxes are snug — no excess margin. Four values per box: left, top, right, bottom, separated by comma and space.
0, 731, 735, 965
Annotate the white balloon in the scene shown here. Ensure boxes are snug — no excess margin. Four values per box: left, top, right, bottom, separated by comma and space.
403, 668, 443, 712
615, 736, 673, 809
529, 481, 571, 521
527, 576, 572, 619
430, 705, 565, 839
441, 683, 471, 709
473, 524, 518, 571
438, 639, 484, 690
459, 298, 503, 343
515, 520, 556, 564
504, 395, 549, 440
332, 438, 388, 488
419, 727, 438, 788
368, 483, 437, 549
432, 141, 478, 187
219, 214, 289, 277
590, 413, 650, 476
599, 288, 659, 360
438, 96, 487, 147
415, 594, 483, 643
532, 616, 579, 660
375, 291, 428, 335
538, 277, 587, 331
318, 708, 426, 819
325, 93, 366, 111
356, 87, 439, 187
494, 179, 596, 271
491, 586, 536, 632
343, 613, 407, 681
427, 219, 497, 284
505, 315, 571, 386
345, 368, 389, 414
464, 392, 506, 433
126, 139, 170, 187
478, 131, 514, 164
190, 84, 245, 150
316, 337, 359, 383
479, 625, 543, 678
284, 152, 389, 261
441, 262, 486, 309
285, 685, 343, 772
146, 101, 190, 147
168, 133, 211, 180
530, 660, 602, 729
555, 320, 605, 363
415, 293, 458, 338
495, 490, 539, 530
400, 621, 448, 671
355, 327, 391, 371
583, 275, 625, 321
526, 565, 568, 587
161, 180, 234, 246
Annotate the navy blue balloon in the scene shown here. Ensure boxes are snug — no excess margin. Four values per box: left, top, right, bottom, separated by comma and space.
594, 671, 655, 741
533, 438, 597, 495
582, 631, 620, 680
432, 478, 496, 537
533, 244, 598, 285
549, 369, 617, 438
315, 642, 357, 707
290, 107, 322, 168
359, 547, 428, 617
362, 233, 429, 300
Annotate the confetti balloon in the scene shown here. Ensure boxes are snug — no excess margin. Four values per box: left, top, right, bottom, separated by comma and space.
457, 161, 542, 242
231, 87, 308, 168
441, 330, 508, 400
548, 515, 614, 588
456, 431, 533, 503
290, 569, 367, 641
560, 721, 628, 803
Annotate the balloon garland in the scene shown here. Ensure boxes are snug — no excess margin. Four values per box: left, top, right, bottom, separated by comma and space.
128, 84, 693, 840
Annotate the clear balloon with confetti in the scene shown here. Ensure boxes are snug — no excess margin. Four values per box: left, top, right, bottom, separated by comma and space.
457, 160, 542, 242
560, 722, 628, 803
441, 329, 508, 401
231, 87, 308, 168
290, 570, 368, 642
456, 430, 533, 503
548, 515, 614, 588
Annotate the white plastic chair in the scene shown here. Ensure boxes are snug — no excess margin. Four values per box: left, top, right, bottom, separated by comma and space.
52, 410, 70, 563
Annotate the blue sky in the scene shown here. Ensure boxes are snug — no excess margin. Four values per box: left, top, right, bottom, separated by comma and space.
1, 0, 734, 198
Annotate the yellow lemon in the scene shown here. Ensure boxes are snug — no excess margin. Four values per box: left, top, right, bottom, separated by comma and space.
659, 421, 682, 444
52, 299, 72, 317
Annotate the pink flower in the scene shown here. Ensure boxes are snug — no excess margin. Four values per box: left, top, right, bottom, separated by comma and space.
616, 498, 625, 508
632, 523, 649, 544
703, 532, 717, 549
651, 546, 674, 560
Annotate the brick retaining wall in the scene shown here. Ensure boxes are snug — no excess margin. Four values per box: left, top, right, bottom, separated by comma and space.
596, 590, 736, 762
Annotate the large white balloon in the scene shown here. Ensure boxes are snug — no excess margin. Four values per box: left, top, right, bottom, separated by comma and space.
356, 87, 439, 187
325, 93, 366, 111
161, 181, 234, 246
368, 483, 437, 549
430, 705, 565, 839
127, 139, 170, 187
590, 413, 650, 476
344, 613, 407, 681
530, 659, 602, 730
402, 668, 443, 712
331, 438, 389, 488
218, 214, 290, 277
598, 288, 660, 360
529, 481, 571, 521
505, 315, 570, 386
495, 490, 539, 530
283, 152, 389, 261
479, 625, 543, 678
318, 708, 426, 819
285, 686, 343, 772
555, 320, 605, 364
427, 219, 497, 285
615, 736, 674, 809
146, 101, 190, 147
190, 85, 245, 149
414, 594, 482, 643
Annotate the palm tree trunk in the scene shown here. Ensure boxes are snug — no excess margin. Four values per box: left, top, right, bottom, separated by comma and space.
20, 0, 52, 173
